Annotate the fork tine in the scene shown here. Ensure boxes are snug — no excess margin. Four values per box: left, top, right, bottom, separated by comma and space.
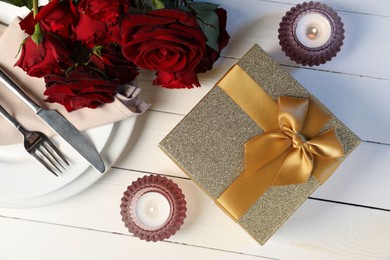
30, 151, 59, 177
37, 145, 64, 174
43, 139, 69, 167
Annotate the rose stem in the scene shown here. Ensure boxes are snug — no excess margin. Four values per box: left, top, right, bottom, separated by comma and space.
31, 0, 43, 44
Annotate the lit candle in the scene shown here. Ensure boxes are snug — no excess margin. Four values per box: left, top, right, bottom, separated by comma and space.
134, 191, 171, 228
120, 175, 187, 242
295, 12, 332, 49
278, 2, 345, 66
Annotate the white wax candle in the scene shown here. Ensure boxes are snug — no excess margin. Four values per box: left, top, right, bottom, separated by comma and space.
295, 12, 332, 48
134, 192, 171, 228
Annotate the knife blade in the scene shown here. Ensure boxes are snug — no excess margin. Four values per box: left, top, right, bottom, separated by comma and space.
0, 68, 105, 173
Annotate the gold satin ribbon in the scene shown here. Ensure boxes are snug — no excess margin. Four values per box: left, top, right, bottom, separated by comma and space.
215, 65, 344, 221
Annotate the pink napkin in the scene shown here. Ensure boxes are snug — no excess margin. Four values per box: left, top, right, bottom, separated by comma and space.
0, 19, 149, 145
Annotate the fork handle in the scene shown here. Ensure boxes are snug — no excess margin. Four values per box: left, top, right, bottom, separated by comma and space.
0, 68, 41, 113
0, 104, 27, 135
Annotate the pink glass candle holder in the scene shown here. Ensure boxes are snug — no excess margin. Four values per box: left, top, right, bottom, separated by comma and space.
278, 1, 345, 66
120, 175, 187, 242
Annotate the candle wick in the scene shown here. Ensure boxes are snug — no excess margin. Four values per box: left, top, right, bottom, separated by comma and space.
306, 25, 319, 40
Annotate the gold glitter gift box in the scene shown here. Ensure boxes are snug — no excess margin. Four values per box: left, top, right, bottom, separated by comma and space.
159, 44, 361, 245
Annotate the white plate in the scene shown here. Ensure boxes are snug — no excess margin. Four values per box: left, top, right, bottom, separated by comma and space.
0, 123, 113, 200
0, 117, 136, 207
0, 3, 137, 207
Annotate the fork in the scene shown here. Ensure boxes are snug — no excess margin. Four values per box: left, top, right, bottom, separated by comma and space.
0, 104, 68, 176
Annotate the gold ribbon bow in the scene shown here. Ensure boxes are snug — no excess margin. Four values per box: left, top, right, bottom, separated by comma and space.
245, 96, 344, 185
215, 65, 345, 221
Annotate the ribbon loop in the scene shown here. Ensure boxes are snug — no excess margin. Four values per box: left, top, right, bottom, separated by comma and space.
272, 146, 314, 185
278, 96, 309, 134
244, 130, 290, 177
307, 129, 344, 158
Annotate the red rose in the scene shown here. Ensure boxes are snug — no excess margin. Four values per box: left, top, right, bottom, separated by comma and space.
77, 0, 129, 25
89, 45, 138, 85
44, 66, 117, 111
119, 9, 206, 73
19, 0, 77, 39
36, 0, 77, 39
153, 70, 200, 89
195, 8, 230, 73
15, 34, 72, 78
74, 13, 115, 48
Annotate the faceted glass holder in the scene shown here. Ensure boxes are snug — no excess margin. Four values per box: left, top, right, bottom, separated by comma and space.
120, 175, 187, 242
278, 1, 345, 66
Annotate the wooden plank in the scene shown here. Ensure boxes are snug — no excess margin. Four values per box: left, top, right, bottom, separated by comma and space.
0, 217, 268, 260
0, 169, 389, 259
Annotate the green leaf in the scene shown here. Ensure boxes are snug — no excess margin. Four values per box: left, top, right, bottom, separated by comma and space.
15, 36, 27, 58
189, 2, 220, 51
151, 0, 164, 9
92, 45, 104, 57
188, 2, 218, 14
197, 18, 220, 51
177, 5, 191, 12
31, 32, 43, 44
1, 0, 33, 9
30, 23, 43, 44
65, 65, 75, 77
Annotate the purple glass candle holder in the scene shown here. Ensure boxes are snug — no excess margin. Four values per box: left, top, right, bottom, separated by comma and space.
120, 175, 187, 242
278, 1, 345, 66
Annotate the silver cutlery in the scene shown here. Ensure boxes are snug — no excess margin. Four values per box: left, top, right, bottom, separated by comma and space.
0, 104, 68, 176
0, 68, 105, 173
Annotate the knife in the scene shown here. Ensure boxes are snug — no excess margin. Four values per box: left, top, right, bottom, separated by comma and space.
0, 68, 105, 173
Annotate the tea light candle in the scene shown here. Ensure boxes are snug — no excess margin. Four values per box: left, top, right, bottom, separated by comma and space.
120, 175, 187, 242
278, 1, 345, 66
295, 12, 332, 49
134, 192, 171, 228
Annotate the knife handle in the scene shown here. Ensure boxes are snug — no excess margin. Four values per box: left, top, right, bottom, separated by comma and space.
0, 68, 41, 113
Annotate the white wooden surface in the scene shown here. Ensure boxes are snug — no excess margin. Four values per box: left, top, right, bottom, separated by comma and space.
1, 0, 390, 259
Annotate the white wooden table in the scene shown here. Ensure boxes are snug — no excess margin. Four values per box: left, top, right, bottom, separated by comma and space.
1, 0, 390, 259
